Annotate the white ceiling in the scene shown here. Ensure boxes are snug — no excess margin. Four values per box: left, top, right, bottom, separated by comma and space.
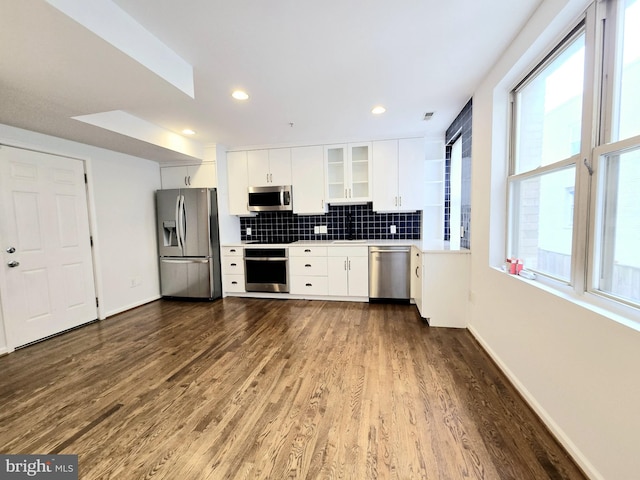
0, 0, 541, 164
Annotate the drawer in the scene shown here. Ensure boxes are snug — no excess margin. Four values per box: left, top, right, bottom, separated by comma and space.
221, 246, 243, 256
290, 276, 328, 296
222, 258, 244, 274
290, 256, 328, 276
223, 274, 245, 293
289, 246, 328, 257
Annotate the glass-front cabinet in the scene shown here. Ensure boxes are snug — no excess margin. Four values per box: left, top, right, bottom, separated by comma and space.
324, 142, 372, 203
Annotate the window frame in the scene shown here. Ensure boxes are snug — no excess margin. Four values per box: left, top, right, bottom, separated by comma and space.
507, 0, 640, 315
507, 20, 590, 285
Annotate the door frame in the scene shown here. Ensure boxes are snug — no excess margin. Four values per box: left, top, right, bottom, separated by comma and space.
0, 142, 104, 353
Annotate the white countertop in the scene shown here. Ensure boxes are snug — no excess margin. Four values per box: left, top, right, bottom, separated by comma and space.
223, 239, 470, 254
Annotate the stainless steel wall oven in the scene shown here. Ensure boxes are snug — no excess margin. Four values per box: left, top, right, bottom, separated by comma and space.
244, 247, 289, 292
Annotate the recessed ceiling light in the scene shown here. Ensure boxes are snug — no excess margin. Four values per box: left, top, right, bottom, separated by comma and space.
371, 105, 386, 115
182, 129, 196, 135
232, 90, 249, 100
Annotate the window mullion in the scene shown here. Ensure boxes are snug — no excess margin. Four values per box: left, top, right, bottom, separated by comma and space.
573, 2, 601, 294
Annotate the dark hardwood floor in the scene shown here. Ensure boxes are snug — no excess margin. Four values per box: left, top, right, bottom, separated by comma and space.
0, 298, 585, 479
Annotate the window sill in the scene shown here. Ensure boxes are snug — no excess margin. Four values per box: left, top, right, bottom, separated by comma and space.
491, 266, 640, 333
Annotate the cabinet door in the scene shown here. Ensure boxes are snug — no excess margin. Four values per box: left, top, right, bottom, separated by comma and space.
188, 163, 216, 188
398, 138, 425, 211
327, 256, 348, 296
160, 166, 189, 189
227, 151, 251, 215
372, 140, 399, 212
348, 142, 371, 201
347, 256, 369, 297
247, 150, 270, 186
292, 146, 326, 214
325, 145, 347, 202
410, 247, 423, 314
268, 148, 292, 185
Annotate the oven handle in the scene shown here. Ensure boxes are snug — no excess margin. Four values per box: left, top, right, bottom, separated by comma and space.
244, 257, 288, 262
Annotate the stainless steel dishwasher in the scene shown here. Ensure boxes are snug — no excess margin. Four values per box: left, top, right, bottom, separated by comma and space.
368, 246, 411, 302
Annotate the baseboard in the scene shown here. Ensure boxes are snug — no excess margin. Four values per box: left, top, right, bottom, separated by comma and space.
0, 346, 14, 356
102, 295, 162, 319
467, 325, 603, 480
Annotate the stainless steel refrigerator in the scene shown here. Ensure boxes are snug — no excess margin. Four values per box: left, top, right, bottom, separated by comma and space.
156, 188, 222, 300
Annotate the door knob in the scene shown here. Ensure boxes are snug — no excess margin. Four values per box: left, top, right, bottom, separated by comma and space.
7, 260, 20, 268
6, 247, 15, 254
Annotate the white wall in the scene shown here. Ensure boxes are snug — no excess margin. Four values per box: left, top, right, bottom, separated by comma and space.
470, 1, 640, 479
0, 124, 161, 351
89, 145, 161, 317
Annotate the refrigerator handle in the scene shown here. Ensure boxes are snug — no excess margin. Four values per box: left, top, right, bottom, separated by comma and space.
181, 195, 187, 247
175, 195, 182, 249
177, 195, 186, 249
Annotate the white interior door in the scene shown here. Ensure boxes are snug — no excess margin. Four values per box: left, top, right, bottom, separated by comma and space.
0, 146, 97, 348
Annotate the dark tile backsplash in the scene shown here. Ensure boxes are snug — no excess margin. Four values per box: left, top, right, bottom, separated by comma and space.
445, 98, 472, 249
240, 203, 421, 242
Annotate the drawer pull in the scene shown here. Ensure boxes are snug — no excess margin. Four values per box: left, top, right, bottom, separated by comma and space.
305, 283, 313, 287
231, 263, 237, 267
230, 249, 236, 252
231, 281, 238, 285
305, 264, 312, 267
304, 249, 311, 252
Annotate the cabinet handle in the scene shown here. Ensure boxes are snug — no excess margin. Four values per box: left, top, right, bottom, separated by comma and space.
394, 196, 398, 206
231, 281, 238, 285
348, 188, 352, 198
348, 260, 351, 270
399, 196, 402, 206
230, 249, 236, 253
304, 249, 311, 253
344, 188, 348, 198
415, 266, 419, 277
344, 260, 347, 270
270, 173, 273, 182
305, 264, 312, 267
231, 263, 237, 267
306, 283, 313, 287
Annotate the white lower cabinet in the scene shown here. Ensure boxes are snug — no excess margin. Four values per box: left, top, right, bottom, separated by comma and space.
221, 246, 245, 294
327, 246, 369, 297
411, 246, 423, 314
418, 252, 469, 328
289, 246, 328, 296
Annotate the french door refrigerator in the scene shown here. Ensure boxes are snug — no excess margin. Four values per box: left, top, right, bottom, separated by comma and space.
156, 188, 222, 300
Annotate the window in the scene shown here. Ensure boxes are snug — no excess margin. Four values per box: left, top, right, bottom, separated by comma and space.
508, 0, 640, 311
509, 27, 585, 282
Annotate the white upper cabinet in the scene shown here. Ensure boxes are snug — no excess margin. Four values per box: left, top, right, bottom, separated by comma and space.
371, 140, 399, 211
291, 145, 327, 215
372, 138, 425, 212
161, 163, 216, 189
227, 151, 252, 215
247, 148, 292, 187
324, 142, 372, 204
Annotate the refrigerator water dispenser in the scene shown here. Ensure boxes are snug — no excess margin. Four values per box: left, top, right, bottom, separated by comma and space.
163, 220, 178, 247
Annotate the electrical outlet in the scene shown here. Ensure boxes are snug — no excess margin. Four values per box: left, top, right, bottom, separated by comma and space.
314, 226, 320, 234
319, 225, 327, 234
246, 227, 252, 235
390, 225, 397, 234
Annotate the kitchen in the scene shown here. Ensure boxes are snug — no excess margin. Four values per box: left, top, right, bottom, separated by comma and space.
1, 1, 639, 479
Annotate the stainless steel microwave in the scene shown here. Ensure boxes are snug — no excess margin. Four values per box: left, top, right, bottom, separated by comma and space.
247, 185, 292, 212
